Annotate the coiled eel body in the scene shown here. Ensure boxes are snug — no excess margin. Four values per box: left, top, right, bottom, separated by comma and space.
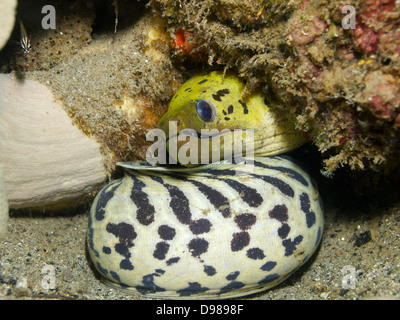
88, 156, 323, 299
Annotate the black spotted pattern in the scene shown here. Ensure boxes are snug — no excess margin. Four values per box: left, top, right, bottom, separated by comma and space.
158, 225, 176, 240
231, 231, 250, 251
252, 174, 295, 197
167, 184, 192, 224
171, 174, 232, 218
94, 180, 122, 221
102, 246, 111, 254
258, 273, 280, 285
153, 241, 170, 260
283, 235, 303, 256
234, 213, 256, 230
135, 273, 166, 294
268, 204, 291, 239
150, 175, 215, 239
130, 175, 156, 225
277, 224, 290, 239
110, 271, 120, 281
204, 265, 217, 276
226, 271, 240, 281
269, 204, 288, 222
120, 259, 134, 270
212, 89, 230, 101
253, 160, 309, 187
155, 269, 165, 275
166, 257, 180, 265
177, 282, 209, 297
315, 227, 322, 247
188, 238, 209, 257
96, 262, 109, 276
88, 131, 325, 298
260, 261, 277, 272
106, 222, 137, 258
224, 178, 263, 207
204, 172, 264, 207
238, 100, 249, 114
220, 281, 245, 295
189, 219, 212, 235
206, 168, 294, 198
149, 174, 217, 259
149, 175, 194, 224
268, 204, 305, 257
246, 248, 265, 260
105, 222, 137, 271
300, 192, 316, 228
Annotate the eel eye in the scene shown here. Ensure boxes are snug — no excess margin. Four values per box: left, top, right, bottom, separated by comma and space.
196, 99, 215, 122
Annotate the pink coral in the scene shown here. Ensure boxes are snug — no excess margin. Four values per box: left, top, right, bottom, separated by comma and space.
354, 24, 378, 53
365, 79, 400, 120
354, 0, 396, 54
289, 16, 327, 46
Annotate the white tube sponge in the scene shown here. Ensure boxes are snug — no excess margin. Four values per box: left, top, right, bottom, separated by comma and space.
0, 74, 107, 210
0, 0, 17, 51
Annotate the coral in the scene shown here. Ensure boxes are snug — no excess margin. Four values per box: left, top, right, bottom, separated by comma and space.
364, 71, 400, 119
172, 29, 206, 60
353, 0, 397, 55
152, 0, 400, 173
210, 0, 291, 30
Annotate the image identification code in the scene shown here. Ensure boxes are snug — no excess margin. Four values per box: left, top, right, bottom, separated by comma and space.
156, 304, 244, 317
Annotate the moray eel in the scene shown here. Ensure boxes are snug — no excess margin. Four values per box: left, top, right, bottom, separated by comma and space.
158, 70, 305, 165
87, 70, 323, 299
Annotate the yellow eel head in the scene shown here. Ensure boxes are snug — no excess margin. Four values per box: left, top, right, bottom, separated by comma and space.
158, 70, 305, 166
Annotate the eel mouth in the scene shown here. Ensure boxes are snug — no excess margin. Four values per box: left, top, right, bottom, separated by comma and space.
161, 127, 265, 166
167, 128, 228, 141
167, 128, 257, 142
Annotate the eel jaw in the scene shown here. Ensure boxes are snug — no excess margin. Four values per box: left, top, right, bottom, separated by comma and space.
166, 128, 257, 166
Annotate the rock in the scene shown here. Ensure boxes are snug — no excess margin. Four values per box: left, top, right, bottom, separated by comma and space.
353, 230, 372, 247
